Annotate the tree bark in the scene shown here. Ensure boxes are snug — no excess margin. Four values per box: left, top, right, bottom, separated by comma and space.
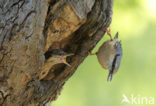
0, 0, 113, 105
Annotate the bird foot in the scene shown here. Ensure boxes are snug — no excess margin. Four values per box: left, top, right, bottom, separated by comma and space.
88, 52, 96, 56
106, 28, 113, 40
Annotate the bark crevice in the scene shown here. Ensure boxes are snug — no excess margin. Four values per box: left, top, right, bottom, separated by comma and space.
0, 0, 113, 105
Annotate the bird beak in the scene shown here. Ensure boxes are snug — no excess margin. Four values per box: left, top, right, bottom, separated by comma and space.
107, 72, 113, 82
63, 53, 74, 57
63, 60, 71, 67
62, 53, 74, 67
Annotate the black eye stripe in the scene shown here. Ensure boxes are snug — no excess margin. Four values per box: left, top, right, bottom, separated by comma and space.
110, 54, 120, 74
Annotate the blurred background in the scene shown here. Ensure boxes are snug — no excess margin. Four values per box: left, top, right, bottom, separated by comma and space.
52, 0, 156, 106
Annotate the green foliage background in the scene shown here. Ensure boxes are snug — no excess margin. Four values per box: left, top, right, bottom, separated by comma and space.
52, 0, 156, 106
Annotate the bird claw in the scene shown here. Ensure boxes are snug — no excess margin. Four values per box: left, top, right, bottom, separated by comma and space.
106, 28, 113, 40
88, 52, 96, 56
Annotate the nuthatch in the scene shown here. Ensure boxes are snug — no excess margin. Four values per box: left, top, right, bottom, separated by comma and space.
39, 50, 73, 80
90, 29, 123, 81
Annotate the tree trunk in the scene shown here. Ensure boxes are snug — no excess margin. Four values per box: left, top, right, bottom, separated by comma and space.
0, 0, 113, 105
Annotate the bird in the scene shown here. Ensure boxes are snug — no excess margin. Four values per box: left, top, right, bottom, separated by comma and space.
90, 28, 123, 81
39, 50, 73, 80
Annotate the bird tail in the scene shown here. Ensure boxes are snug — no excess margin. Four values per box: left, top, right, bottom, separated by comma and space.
114, 32, 119, 40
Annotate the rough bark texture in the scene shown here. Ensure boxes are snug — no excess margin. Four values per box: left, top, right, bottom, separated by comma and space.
0, 0, 113, 105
